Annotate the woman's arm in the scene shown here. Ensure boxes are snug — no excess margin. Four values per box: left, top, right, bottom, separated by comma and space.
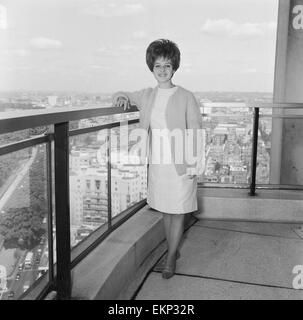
186, 93, 205, 177
112, 88, 151, 111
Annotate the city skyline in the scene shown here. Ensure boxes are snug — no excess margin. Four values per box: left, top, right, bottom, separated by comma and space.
0, 0, 278, 93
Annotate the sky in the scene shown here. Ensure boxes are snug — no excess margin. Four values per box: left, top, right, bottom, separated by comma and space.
0, 0, 279, 93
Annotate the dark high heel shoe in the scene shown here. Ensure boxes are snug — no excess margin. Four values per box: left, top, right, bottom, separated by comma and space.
162, 259, 176, 279
154, 251, 180, 272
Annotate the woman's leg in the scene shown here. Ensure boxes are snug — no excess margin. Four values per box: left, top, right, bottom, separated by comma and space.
163, 213, 172, 249
166, 214, 185, 266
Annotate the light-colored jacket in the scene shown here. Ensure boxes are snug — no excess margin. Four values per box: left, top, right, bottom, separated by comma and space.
114, 85, 205, 176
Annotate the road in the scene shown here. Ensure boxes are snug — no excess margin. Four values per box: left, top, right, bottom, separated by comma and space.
1, 239, 48, 300
0, 146, 38, 213
0, 145, 48, 299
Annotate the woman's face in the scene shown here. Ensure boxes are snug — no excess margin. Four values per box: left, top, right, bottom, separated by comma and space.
152, 56, 175, 85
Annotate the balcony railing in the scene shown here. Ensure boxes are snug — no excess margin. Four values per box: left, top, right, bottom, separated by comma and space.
0, 102, 303, 300
201, 102, 303, 193
0, 105, 145, 300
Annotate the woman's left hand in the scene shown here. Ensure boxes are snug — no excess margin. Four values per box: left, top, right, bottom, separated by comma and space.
186, 167, 197, 179
186, 174, 196, 179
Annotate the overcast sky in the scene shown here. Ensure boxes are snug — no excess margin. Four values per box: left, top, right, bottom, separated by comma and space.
0, 0, 279, 93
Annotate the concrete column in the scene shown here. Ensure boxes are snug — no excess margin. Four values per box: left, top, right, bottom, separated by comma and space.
280, 109, 303, 185
271, 0, 303, 186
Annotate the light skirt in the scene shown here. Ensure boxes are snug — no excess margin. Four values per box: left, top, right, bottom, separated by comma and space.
147, 163, 198, 214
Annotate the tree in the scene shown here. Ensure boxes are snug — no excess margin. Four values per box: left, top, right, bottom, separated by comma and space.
0, 150, 48, 250
0, 130, 31, 189
0, 207, 46, 250
215, 161, 221, 172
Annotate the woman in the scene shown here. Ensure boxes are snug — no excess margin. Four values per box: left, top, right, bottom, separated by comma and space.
113, 39, 203, 279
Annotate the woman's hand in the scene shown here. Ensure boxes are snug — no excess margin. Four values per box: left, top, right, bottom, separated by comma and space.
112, 93, 130, 111
186, 167, 197, 179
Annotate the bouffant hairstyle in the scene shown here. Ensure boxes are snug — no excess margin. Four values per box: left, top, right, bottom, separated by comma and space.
146, 39, 180, 72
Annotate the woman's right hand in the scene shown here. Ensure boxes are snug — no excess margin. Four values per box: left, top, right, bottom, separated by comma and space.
112, 93, 130, 111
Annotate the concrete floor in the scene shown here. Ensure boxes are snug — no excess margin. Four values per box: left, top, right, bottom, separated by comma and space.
135, 220, 303, 300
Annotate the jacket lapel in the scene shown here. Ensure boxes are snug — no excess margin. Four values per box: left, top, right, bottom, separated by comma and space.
144, 86, 158, 130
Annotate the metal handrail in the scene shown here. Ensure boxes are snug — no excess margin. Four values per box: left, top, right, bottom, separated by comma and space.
201, 102, 303, 109
1, 102, 303, 135
0, 105, 138, 135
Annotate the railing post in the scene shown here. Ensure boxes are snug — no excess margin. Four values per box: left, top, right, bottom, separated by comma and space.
107, 129, 112, 228
46, 137, 54, 285
54, 122, 71, 299
249, 107, 260, 196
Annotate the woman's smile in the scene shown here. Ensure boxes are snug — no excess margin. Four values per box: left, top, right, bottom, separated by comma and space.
153, 57, 175, 87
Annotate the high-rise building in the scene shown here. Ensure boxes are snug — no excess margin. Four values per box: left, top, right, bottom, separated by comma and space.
0, 5, 7, 30
69, 149, 147, 233
47, 96, 57, 107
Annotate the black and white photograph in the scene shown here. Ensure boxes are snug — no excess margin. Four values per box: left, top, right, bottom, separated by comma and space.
0, 0, 303, 307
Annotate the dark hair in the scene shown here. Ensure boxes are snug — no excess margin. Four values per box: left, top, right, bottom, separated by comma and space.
146, 39, 180, 72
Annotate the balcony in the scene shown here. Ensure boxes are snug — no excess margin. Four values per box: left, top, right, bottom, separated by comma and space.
0, 102, 303, 300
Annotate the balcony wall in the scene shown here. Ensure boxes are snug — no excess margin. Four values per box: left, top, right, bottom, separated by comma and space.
71, 204, 168, 299
196, 188, 303, 223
